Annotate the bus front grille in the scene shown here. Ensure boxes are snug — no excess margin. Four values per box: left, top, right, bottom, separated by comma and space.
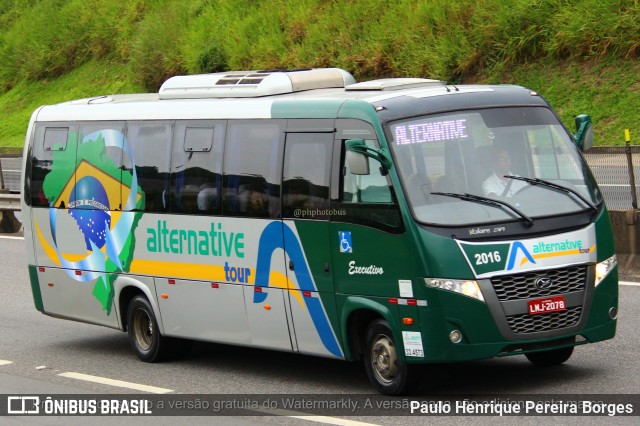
491, 266, 587, 302
506, 306, 582, 334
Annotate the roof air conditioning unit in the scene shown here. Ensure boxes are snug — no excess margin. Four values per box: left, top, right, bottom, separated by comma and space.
159, 68, 356, 99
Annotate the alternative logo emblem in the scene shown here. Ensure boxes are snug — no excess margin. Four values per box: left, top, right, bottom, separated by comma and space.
534, 275, 553, 290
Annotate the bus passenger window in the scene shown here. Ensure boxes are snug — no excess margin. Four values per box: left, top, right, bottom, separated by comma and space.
30, 126, 73, 208
223, 121, 284, 218
282, 133, 332, 219
171, 123, 224, 215
123, 122, 172, 213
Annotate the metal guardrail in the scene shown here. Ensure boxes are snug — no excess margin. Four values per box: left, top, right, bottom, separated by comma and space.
0, 155, 20, 194
0, 193, 20, 211
583, 146, 640, 210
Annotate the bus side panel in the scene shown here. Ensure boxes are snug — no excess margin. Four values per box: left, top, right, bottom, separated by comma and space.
36, 266, 119, 328
31, 207, 89, 269
243, 285, 293, 351
29, 207, 119, 327
155, 278, 251, 345
288, 288, 342, 357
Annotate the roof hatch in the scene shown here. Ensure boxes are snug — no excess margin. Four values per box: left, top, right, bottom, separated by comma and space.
159, 68, 356, 99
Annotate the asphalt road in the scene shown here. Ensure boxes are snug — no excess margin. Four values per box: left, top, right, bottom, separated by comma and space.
0, 236, 639, 425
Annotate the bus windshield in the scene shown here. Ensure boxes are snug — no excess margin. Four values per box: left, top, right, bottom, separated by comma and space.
388, 107, 602, 226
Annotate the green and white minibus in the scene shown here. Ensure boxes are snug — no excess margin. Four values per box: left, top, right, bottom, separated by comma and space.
22, 68, 618, 395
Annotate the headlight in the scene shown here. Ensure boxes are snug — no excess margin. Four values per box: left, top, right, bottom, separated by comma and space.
595, 255, 617, 287
424, 278, 485, 302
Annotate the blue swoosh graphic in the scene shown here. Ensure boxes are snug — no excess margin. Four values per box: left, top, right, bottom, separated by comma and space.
254, 221, 342, 357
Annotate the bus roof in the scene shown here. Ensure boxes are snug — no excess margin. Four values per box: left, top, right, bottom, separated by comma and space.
33, 68, 550, 123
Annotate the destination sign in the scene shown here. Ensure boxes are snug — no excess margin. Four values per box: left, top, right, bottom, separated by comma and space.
394, 119, 468, 145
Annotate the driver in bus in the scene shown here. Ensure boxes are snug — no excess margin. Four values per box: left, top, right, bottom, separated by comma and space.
482, 149, 526, 197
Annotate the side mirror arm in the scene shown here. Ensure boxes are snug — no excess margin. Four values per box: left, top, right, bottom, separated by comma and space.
345, 139, 392, 170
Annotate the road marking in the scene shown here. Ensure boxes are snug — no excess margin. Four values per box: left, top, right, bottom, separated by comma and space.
58, 372, 173, 394
258, 408, 379, 426
0, 360, 13, 366
620, 281, 640, 287
0, 235, 23, 240
285, 415, 379, 426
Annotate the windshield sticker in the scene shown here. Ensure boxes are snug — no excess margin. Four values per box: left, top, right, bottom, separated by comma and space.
402, 331, 425, 358
458, 224, 597, 278
468, 226, 507, 236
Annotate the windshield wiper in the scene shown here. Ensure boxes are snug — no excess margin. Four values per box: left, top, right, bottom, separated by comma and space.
504, 175, 597, 212
431, 192, 534, 226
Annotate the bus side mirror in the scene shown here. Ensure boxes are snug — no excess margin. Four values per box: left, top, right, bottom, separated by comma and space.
345, 139, 392, 175
345, 149, 370, 175
573, 114, 593, 151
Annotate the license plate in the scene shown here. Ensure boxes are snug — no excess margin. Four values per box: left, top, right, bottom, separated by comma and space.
528, 296, 567, 315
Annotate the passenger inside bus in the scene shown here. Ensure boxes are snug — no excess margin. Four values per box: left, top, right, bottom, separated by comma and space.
481, 148, 526, 197
197, 185, 218, 212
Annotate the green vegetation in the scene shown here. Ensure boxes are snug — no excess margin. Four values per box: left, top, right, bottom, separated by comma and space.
0, 0, 637, 149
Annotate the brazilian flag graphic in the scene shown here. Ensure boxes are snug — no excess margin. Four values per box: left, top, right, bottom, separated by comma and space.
42, 130, 145, 314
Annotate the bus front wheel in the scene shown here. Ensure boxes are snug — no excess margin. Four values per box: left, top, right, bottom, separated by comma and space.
363, 319, 419, 395
525, 346, 574, 367
127, 295, 171, 362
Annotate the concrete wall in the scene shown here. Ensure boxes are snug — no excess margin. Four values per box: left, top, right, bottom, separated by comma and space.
609, 210, 640, 280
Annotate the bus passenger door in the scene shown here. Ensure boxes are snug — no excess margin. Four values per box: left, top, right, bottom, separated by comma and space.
223, 120, 294, 351
281, 128, 343, 358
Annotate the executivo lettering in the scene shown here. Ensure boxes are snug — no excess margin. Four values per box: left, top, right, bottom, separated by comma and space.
348, 261, 384, 275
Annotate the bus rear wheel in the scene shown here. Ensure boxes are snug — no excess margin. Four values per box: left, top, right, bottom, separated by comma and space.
525, 346, 574, 367
363, 319, 419, 395
127, 295, 172, 362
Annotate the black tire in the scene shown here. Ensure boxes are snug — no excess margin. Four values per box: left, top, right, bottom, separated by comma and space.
127, 295, 172, 362
525, 346, 574, 367
363, 319, 420, 395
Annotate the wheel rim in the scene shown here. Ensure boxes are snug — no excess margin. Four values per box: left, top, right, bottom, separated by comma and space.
133, 308, 153, 351
370, 333, 398, 384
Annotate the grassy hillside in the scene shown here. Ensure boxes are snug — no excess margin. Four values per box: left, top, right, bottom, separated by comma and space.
0, 0, 637, 149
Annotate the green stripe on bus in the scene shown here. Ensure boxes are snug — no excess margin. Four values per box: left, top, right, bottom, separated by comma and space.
271, 99, 346, 119
28, 265, 44, 312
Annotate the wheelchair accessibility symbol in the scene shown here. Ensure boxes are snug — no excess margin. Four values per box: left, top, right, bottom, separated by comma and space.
339, 231, 352, 253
